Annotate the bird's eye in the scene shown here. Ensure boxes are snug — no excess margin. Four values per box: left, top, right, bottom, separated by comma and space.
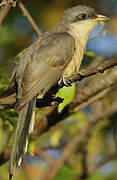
79, 13, 88, 20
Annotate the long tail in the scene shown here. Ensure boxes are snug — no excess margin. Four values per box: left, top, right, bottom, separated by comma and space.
9, 97, 36, 177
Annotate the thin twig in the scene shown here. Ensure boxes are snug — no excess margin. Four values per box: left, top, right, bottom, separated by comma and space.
42, 120, 98, 180
0, 89, 117, 167
71, 62, 117, 112
89, 151, 117, 174
71, 88, 111, 113
42, 99, 117, 180
18, 1, 41, 37
80, 145, 89, 180
72, 151, 117, 180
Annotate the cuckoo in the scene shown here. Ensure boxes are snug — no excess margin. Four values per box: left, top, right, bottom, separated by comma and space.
0, 5, 109, 179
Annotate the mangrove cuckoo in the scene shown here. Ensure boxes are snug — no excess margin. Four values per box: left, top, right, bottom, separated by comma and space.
0, 5, 109, 179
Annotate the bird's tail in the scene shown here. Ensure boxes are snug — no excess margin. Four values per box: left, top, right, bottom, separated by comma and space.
9, 97, 36, 177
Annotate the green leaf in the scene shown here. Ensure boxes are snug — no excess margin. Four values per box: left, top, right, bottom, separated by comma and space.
50, 130, 63, 147
56, 83, 76, 113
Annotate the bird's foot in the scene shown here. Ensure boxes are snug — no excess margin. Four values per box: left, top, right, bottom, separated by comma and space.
58, 76, 72, 87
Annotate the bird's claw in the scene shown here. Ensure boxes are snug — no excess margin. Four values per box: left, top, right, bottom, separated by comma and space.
58, 76, 72, 87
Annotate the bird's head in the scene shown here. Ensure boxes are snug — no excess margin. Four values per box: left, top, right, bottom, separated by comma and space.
60, 5, 109, 40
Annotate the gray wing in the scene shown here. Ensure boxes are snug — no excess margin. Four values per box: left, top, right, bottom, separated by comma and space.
15, 32, 75, 108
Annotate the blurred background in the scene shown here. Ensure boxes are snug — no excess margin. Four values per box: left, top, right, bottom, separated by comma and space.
0, 0, 117, 180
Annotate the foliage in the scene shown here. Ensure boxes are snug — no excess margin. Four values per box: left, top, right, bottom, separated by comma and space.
0, 0, 117, 180
56, 83, 76, 113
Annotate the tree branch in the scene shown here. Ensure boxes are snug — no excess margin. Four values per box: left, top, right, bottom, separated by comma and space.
42, 99, 117, 180
70, 61, 117, 112
89, 151, 117, 174
42, 120, 100, 180
71, 88, 112, 113
65, 57, 117, 85
18, 1, 41, 37
0, 57, 117, 111
1, 70, 117, 167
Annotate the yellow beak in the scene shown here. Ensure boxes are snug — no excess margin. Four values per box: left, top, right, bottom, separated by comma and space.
92, 14, 109, 22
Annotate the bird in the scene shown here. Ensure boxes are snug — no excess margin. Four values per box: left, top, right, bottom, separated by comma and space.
0, 5, 109, 179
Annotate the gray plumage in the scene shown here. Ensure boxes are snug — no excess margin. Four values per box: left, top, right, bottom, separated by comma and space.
0, 5, 108, 179
9, 97, 36, 175
9, 32, 75, 176
15, 32, 75, 108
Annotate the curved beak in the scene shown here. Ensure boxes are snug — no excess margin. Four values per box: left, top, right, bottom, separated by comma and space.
92, 14, 109, 22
